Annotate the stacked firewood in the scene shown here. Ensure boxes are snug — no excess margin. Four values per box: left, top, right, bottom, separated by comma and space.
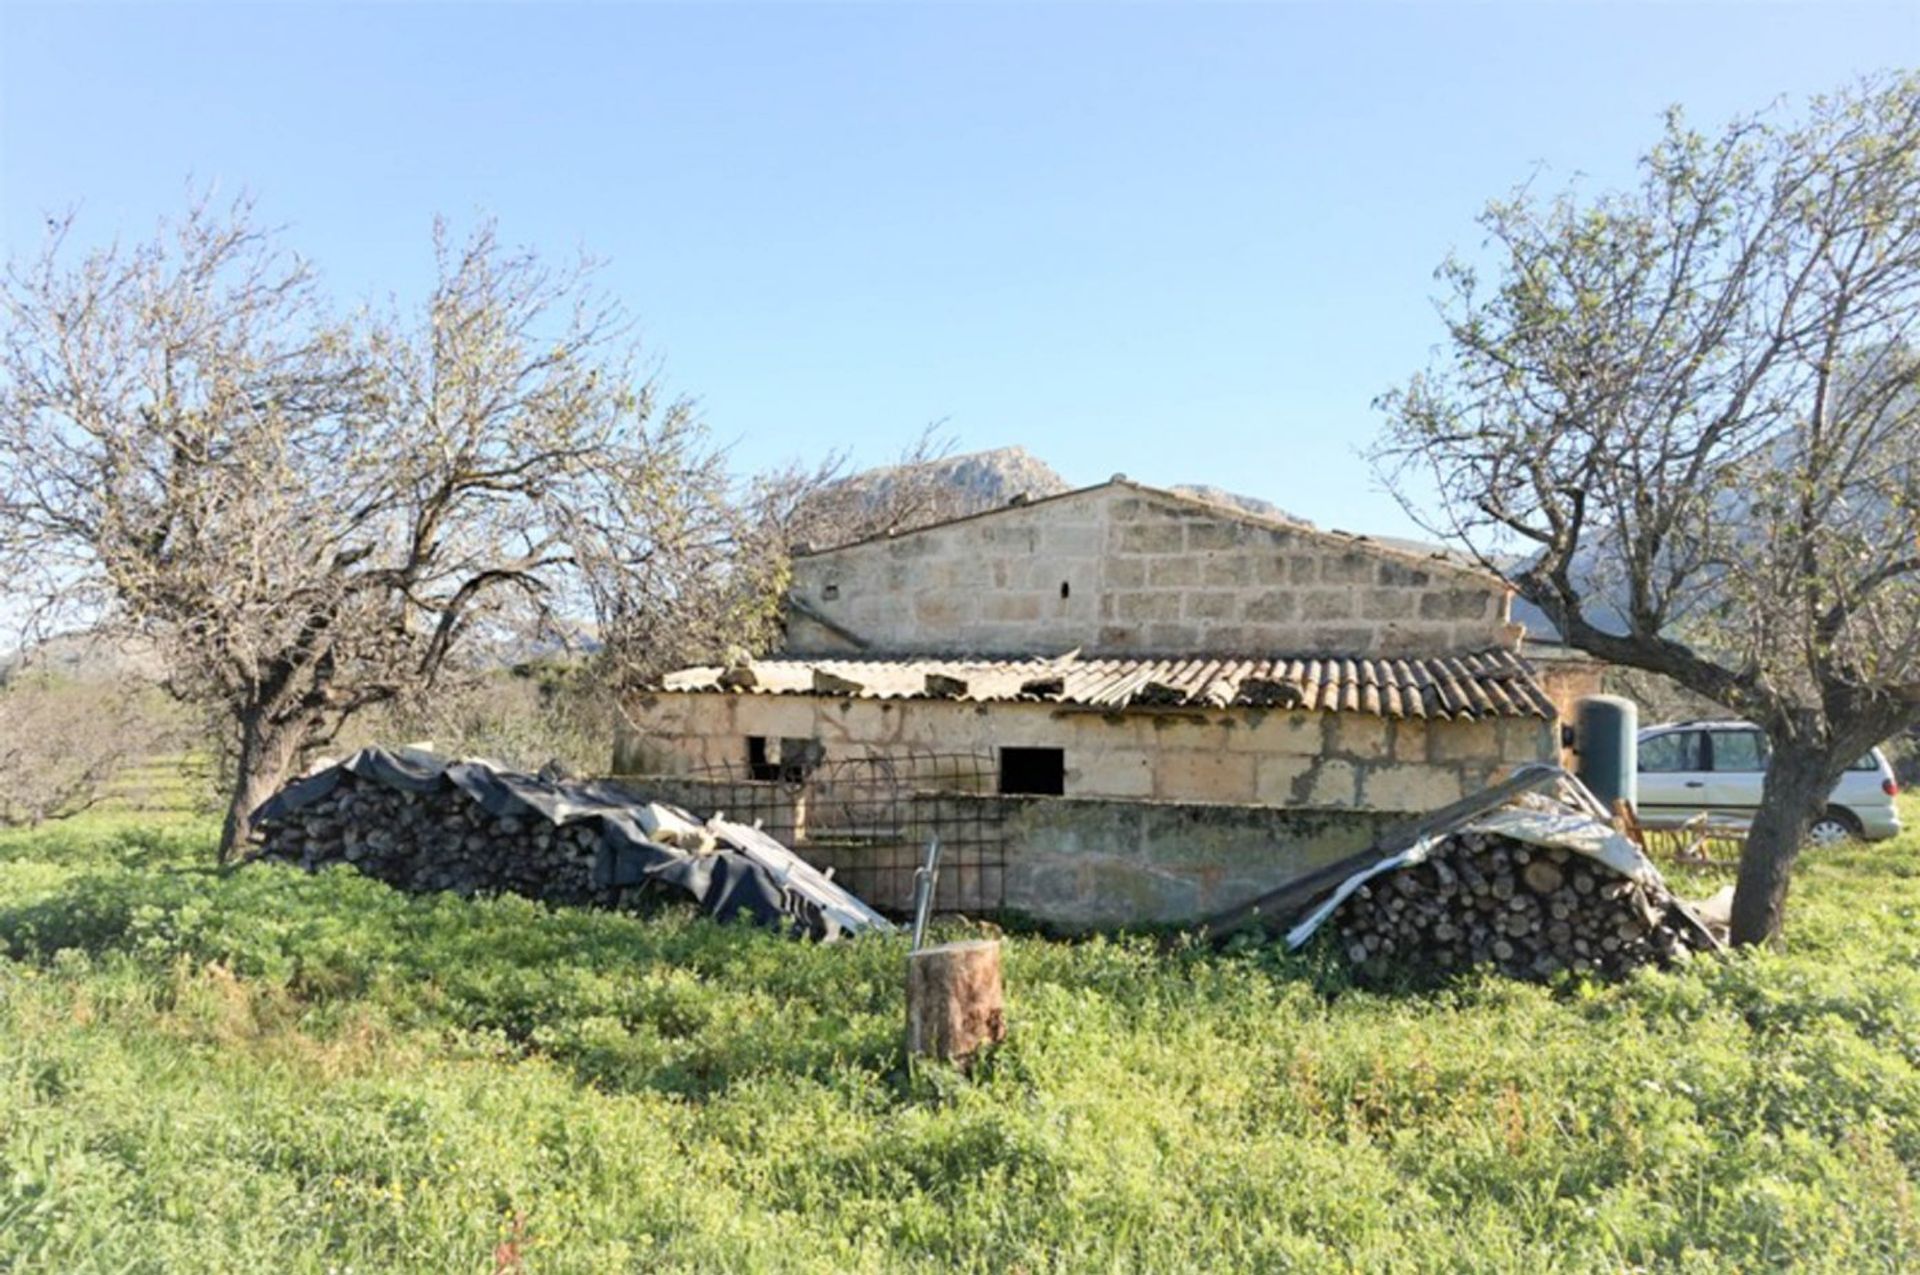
256, 773, 611, 906
1330, 830, 1712, 982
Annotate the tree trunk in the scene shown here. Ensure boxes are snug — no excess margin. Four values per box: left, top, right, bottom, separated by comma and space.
1728, 743, 1837, 947
906, 940, 1006, 1069
218, 711, 307, 863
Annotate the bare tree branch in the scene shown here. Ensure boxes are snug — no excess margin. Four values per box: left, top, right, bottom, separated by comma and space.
1, 197, 763, 859
1373, 73, 1920, 945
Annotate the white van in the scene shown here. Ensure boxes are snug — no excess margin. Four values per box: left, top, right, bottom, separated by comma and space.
1636, 721, 1903, 846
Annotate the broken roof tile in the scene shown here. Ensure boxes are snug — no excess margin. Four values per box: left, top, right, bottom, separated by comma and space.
653, 648, 1553, 720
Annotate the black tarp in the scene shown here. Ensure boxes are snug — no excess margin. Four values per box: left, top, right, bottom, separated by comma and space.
253, 747, 891, 941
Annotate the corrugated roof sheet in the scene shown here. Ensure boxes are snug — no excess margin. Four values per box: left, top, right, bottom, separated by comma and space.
654, 648, 1552, 720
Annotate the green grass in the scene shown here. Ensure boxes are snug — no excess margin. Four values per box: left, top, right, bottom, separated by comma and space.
96, 751, 216, 818
2, 801, 1919, 1272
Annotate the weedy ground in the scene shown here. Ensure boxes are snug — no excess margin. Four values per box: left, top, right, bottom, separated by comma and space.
2, 797, 1917, 1272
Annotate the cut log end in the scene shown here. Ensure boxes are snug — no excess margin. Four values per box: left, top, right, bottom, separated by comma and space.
906, 939, 1006, 1069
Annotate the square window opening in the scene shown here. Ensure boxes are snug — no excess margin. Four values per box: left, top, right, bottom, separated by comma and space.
746, 736, 779, 782
999, 747, 1065, 796
749, 735, 822, 782
778, 737, 822, 782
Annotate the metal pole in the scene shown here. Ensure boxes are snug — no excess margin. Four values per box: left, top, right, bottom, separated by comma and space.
910, 835, 941, 951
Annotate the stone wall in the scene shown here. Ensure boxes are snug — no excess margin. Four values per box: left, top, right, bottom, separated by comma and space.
609, 773, 804, 847
786, 481, 1516, 658
997, 795, 1402, 928
1528, 646, 1607, 766
616, 692, 1557, 811
606, 772, 1406, 930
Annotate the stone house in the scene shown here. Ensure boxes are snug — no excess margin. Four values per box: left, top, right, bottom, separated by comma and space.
622, 479, 1556, 799
615, 479, 1565, 926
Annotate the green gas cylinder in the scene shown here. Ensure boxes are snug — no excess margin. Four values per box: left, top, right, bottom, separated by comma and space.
1574, 695, 1639, 812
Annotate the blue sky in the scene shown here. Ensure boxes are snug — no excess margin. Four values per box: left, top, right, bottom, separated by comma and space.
2, 2, 1914, 540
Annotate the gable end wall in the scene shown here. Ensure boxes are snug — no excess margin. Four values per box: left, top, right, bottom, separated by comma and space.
784, 485, 1512, 657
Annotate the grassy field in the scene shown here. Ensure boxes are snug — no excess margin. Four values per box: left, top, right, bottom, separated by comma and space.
2, 801, 1918, 1272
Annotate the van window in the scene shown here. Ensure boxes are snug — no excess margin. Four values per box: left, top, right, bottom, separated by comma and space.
1850, 753, 1880, 772
1639, 731, 1704, 773
1710, 731, 1768, 772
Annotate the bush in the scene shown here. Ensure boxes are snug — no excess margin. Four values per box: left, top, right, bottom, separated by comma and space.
327, 662, 615, 776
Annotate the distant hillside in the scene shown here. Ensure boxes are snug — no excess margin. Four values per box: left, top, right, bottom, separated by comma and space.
816, 446, 1070, 522
922, 445, 1073, 505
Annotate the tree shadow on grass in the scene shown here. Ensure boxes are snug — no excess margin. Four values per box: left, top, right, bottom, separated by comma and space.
0, 853, 917, 1102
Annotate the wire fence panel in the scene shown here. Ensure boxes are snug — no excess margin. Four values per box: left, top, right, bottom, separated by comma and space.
678, 749, 1007, 915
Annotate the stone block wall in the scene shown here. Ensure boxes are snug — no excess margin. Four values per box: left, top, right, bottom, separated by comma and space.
612, 775, 1001, 915
604, 771, 1408, 930
785, 482, 1515, 658
997, 796, 1404, 928
609, 774, 803, 847
1528, 647, 1607, 766
616, 692, 1557, 812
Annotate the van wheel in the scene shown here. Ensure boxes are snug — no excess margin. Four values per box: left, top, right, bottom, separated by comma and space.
1806, 810, 1860, 848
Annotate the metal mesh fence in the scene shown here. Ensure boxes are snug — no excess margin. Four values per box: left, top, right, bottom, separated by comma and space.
677, 749, 1007, 915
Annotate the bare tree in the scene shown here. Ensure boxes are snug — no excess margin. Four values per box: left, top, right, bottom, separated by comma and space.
563, 430, 784, 695
703, 426, 996, 648
756, 425, 978, 553
1376, 73, 1920, 945
1, 196, 753, 858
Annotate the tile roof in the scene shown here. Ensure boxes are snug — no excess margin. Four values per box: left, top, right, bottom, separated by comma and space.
655, 648, 1552, 720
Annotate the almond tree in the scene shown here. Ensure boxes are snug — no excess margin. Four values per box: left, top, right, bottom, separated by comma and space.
756, 425, 979, 552
1376, 73, 1920, 945
1, 197, 754, 859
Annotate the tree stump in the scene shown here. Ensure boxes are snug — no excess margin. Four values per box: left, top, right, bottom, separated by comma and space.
906, 939, 1005, 1069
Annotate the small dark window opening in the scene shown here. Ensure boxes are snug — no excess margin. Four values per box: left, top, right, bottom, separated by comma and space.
778, 736, 822, 782
1059, 580, 1071, 599
750, 735, 822, 782
746, 735, 779, 781
999, 747, 1065, 795
821, 582, 840, 600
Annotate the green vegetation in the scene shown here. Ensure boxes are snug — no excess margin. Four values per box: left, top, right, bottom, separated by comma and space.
97, 752, 217, 818
3, 803, 1919, 1272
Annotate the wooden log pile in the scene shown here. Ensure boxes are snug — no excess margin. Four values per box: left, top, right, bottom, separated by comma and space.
1330, 829, 1712, 983
255, 772, 612, 907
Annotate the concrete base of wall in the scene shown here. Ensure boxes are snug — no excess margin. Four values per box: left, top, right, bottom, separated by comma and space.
611, 772, 1405, 931
996, 795, 1401, 930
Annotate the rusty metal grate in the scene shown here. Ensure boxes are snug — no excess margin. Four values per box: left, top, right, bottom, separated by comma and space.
681, 749, 1007, 915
